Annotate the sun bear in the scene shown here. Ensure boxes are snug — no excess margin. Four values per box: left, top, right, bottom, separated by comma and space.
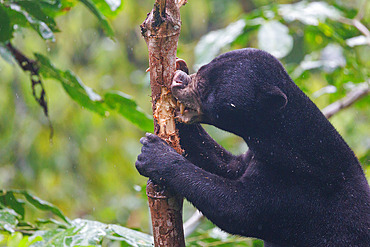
136, 48, 370, 246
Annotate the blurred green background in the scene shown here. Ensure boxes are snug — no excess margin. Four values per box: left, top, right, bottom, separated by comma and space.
0, 0, 369, 240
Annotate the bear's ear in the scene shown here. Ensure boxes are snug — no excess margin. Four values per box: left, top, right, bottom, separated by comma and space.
261, 85, 288, 111
176, 58, 189, 74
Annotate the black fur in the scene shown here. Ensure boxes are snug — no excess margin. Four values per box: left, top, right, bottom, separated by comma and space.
136, 49, 370, 246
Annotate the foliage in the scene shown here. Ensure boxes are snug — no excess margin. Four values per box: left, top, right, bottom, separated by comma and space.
36, 53, 153, 132
0, 0, 369, 246
186, 226, 263, 247
0, 190, 153, 247
0, 0, 153, 132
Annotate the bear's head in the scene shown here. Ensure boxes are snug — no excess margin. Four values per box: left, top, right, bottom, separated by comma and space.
172, 48, 289, 136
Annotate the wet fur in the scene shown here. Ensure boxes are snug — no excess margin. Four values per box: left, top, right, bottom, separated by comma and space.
136, 49, 370, 246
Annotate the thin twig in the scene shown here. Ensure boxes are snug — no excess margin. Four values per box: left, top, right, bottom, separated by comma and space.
352, 19, 370, 40
6, 43, 54, 140
184, 210, 204, 237
338, 17, 370, 39
322, 82, 369, 119
6, 43, 39, 72
338, 15, 370, 45
177, 0, 187, 8
336, 1, 370, 45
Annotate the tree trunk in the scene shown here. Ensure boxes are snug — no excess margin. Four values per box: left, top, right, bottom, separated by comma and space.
140, 0, 187, 246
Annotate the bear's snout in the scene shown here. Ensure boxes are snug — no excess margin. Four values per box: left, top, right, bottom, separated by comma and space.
172, 70, 190, 90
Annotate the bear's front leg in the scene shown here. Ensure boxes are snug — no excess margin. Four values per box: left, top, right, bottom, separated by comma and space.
135, 133, 261, 236
176, 123, 250, 179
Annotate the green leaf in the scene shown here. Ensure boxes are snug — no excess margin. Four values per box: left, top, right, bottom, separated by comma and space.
5, 3, 55, 40
292, 44, 346, 79
27, 235, 43, 246
72, 219, 153, 247
0, 209, 19, 233
0, 190, 154, 246
21, 191, 71, 225
195, 19, 246, 69
35, 54, 152, 131
79, 0, 115, 38
7, 232, 23, 247
0, 191, 25, 219
278, 1, 341, 26
257, 20, 293, 58
105, 91, 153, 132
35, 0, 67, 17
29, 219, 153, 247
36, 218, 69, 228
346, 35, 369, 47
35, 53, 108, 116
32, 226, 78, 246
15, 1, 59, 32
91, 0, 123, 17
0, 232, 9, 245
187, 226, 263, 246
319, 44, 345, 72
0, 5, 13, 42
2, 4, 29, 29
0, 43, 15, 64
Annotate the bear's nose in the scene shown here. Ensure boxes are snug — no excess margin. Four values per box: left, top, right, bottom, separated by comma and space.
172, 70, 190, 89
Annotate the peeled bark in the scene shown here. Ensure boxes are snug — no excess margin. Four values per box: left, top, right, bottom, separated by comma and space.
140, 0, 187, 246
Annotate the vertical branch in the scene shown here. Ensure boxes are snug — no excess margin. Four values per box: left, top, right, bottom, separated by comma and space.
140, 0, 186, 246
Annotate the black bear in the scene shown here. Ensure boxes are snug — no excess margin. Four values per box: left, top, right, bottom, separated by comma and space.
136, 48, 370, 246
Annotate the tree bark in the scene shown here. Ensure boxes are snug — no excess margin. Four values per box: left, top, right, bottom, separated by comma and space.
140, 0, 187, 246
